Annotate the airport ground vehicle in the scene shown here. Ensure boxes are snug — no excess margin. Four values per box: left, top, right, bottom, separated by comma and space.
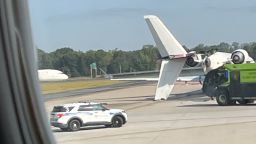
50, 102, 128, 131
213, 64, 256, 106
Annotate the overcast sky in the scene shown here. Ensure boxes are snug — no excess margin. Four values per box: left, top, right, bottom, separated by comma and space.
29, 0, 256, 52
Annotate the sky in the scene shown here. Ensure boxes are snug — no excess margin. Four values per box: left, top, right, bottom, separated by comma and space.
29, 0, 256, 52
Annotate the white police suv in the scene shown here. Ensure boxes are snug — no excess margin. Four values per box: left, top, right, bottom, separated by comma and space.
50, 102, 128, 131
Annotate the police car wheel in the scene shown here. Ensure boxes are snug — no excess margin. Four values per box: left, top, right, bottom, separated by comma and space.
60, 128, 69, 131
216, 90, 229, 106
105, 124, 112, 128
68, 119, 81, 131
112, 116, 123, 128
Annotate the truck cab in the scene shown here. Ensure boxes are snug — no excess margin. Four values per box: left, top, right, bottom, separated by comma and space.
216, 63, 256, 105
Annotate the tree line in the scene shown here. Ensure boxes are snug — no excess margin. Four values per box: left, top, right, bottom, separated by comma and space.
37, 42, 256, 77
37, 45, 160, 77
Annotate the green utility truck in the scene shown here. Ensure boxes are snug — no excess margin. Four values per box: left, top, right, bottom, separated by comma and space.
215, 63, 256, 106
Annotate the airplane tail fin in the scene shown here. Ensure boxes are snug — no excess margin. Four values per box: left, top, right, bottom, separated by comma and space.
144, 15, 186, 100
144, 15, 187, 58
155, 59, 185, 100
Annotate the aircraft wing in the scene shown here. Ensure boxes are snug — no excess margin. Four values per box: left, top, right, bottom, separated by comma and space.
111, 75, 202, 82
177, 76, 204, 82
110, 67, 204, 79
111, 78, 159, 81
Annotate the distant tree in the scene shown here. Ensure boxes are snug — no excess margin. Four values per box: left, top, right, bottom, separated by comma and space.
231, 42, 240, 50
50, 47, 80, 77
250, 43, 256, 59
218, 42, 231, 52
107, 50, 130, 73
95, 49, 112, 73
193, 44, 205, 52
182, 45, 190, 52
37, 49, 53, 69
77, 53, 88, 76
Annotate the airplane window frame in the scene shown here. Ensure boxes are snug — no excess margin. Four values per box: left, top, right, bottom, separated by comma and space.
0, 0, 55, 143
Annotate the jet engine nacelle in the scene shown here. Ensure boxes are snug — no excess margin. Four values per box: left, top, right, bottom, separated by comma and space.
186, 55, 199, 67
231, 49, 250, 64
185, 51, 202, 67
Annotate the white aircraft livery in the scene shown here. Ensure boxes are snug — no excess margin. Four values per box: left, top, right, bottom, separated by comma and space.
144, 15, 188, 100
38, 69, 68, 81
144, 15, 254, 100
112, 15, 254, 101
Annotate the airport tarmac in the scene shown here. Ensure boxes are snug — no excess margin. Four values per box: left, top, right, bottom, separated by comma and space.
44, 82, 256, 144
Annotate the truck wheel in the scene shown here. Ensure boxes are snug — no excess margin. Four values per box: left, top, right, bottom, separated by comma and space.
237, 100, 247, 105
68, 119, 81, 131
216, 90, 229, 106
247, 100, 254, 104
228, 100, 236, 105
112, 116, 123, 128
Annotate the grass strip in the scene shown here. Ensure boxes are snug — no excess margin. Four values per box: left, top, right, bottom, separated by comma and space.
41, 79, 123, 94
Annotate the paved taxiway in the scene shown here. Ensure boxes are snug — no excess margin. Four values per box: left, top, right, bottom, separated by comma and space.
44, 82, 256, 144
44, 81, 149, 100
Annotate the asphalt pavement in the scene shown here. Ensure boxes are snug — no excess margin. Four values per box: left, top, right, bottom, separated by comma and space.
44, 83, 256, 144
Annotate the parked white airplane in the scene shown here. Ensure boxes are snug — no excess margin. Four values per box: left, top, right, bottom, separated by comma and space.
38, 69, 68, 81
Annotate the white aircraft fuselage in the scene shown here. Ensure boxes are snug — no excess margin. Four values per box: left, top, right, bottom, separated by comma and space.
38, 69, 68, 81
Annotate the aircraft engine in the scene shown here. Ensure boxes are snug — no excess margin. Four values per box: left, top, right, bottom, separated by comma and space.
231, 49, 249, 64
186, 55, 199, 67
204, 58, 211, 67
185, 52, 202, 67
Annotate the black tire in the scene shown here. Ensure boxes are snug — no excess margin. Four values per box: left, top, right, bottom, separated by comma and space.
60, 128, 69, 131
105, 124, 112, 128
229, 100, 236, 105
68, 119, 81, 131
247, 100, 254, 104
237, 100, 247, 105
216, 89, 230, 106
111, 116, 123, 128
237, 100, 253, 105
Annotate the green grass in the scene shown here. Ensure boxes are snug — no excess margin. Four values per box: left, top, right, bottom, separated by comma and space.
40, 79, 124, 94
